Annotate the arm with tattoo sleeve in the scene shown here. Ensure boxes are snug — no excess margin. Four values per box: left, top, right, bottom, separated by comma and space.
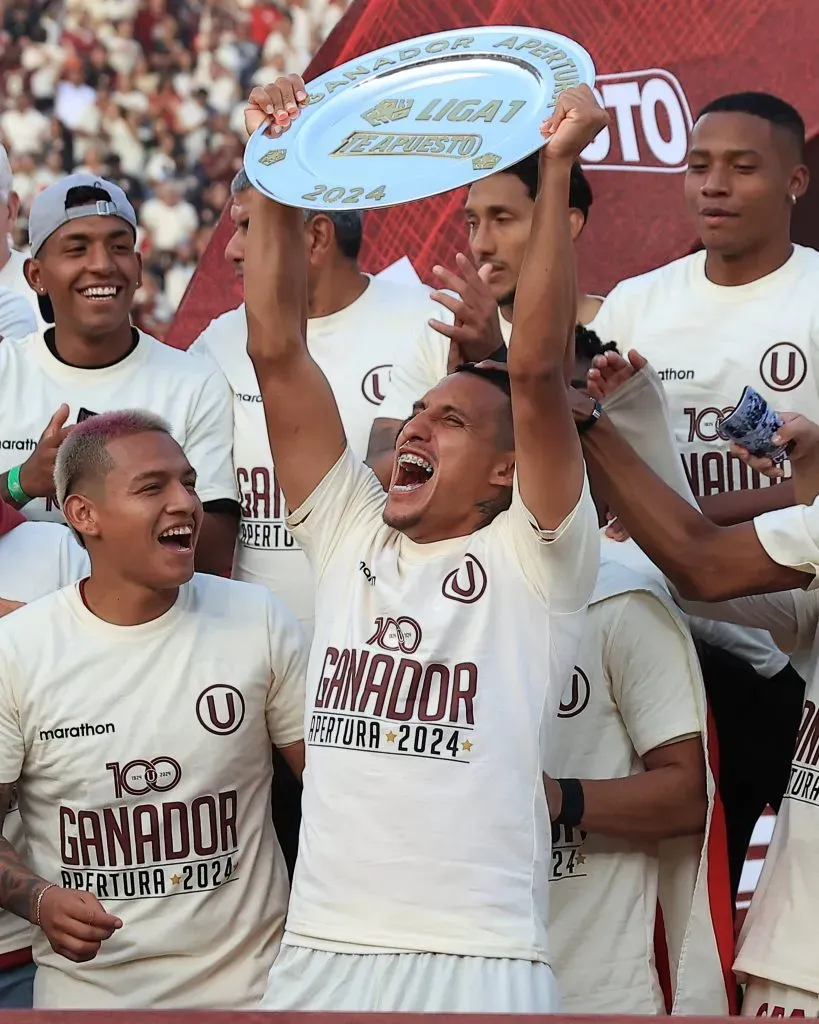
0, 782, 123, 960
0, 782, 50, 922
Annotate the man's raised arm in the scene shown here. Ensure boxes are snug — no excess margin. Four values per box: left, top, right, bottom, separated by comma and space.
507, 87, 608, 529
243, 76, 346, 511
577, 355, 809, 600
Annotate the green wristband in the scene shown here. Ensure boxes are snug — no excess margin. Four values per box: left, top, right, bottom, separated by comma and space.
7, 464, 31, 506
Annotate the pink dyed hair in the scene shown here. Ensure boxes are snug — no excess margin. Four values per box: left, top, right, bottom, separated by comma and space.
53, 408, 171, 510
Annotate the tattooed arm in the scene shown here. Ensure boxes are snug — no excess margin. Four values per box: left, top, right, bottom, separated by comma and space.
0, 782, 50, 922
0, 782, 123, 960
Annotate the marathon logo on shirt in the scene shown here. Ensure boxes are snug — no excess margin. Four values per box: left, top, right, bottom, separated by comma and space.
39, 722, 115, 742
549, 824, 589, 882
786, 699, 819, 807
236, 465, 296, 551
308, 616, 477, 763
657, 368, 695, 381
57, 759, 240, 901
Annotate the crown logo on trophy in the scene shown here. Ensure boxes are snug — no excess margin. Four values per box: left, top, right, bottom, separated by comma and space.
362, 98, 414, 127
472, 153, 501, 171
259, 150, 286, 166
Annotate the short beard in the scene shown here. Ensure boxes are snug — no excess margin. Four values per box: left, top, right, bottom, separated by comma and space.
497, 287, 515, 312
382, 504, 421, 533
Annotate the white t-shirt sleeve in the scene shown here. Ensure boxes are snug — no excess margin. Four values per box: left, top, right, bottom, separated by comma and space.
187, 318, 223, 363
0, 647, 23, 785
497, 475, 600, 613
754, 500, 819, 579
601, 364, 699, 508
287, 446, 386, 580
186, 307, 245, 375
0, 522, 88, 600
57, 529, 91, 587
605, 591, 701, 756
264, 592, 307, 748
377, 323, 449, 422
0, 288, 37, 342
586, 280, 634, 348
186, 365, 238, 505
676, 589, 812, 657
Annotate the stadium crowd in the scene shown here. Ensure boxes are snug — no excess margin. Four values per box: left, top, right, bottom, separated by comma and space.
0, 0, 351, 337
0, 8, 818, 1022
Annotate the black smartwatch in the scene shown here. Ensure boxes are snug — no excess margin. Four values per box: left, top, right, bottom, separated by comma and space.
554, 778, 585, 827
576, 398, 602, 434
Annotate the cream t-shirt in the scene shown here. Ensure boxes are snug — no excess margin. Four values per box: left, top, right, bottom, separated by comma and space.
602, 535, 788, 679
0, 329, 237, 522
278, 447, 599, 961
189, 277, 452, 636
0, 286, 37, 342
0, 573, 306, 1008
673, 501, 819, 992
589, 246, 819, 499
546, 572, 700, 1013
0, 249, 43, 332
0, 522, 89, 958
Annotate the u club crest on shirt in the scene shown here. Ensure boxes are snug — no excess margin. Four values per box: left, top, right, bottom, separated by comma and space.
758, 342, 807, 393
360, 363, 392, 406
195, 684, 246, 736
558, 667, 591, 719
441, 554, 487, 604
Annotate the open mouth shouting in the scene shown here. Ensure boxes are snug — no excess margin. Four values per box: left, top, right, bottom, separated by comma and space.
392, 450, 435, 493
156, 523, 195, 554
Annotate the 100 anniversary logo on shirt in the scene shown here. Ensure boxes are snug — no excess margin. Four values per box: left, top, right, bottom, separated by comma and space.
308, 613, 477, 762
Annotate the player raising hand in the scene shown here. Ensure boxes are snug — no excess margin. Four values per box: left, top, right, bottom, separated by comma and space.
244, 77, 608, 1013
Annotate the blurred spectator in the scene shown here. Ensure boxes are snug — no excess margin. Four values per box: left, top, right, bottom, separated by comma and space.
74, 143, 108, 178
0, 95, 50, 157
0, 0, 354, 329
144, 131, 181, 185
0, 146, 40, 330
54, 60, 96, 131
140, 179, 199, 253
11, 153, 42, 210
164, 239, 198, 310
132, 268, 175, 337
102, 20, 143, 77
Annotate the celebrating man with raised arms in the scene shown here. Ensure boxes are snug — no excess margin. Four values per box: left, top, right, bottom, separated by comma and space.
243, 76, 605, 1012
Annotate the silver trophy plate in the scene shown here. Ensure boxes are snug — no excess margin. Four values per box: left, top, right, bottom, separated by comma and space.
244, 25, 596, 211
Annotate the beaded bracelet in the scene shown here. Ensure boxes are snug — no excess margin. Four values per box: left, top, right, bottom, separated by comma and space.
34, 883, 57, 927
